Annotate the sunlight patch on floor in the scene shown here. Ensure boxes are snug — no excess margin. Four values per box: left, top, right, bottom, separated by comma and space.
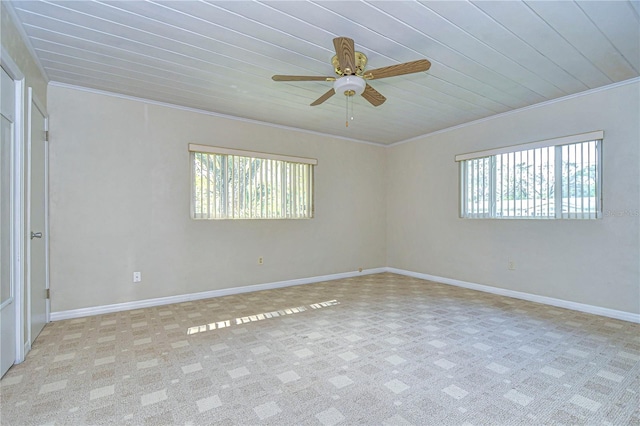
186, 299, 340, 335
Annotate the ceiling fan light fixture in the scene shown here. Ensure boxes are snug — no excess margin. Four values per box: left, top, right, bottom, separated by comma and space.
333, 76, 366, 97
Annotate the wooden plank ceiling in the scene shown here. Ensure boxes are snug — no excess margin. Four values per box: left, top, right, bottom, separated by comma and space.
6, 1, 640, 145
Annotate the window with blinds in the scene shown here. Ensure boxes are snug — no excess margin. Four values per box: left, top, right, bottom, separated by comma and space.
189, 144, 316, 220
456, 131, 602, 219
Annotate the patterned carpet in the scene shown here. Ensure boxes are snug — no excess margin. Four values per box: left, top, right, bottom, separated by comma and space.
1, 273, 639, 425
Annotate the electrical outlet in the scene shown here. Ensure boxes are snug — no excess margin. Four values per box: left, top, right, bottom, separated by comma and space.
133, 271, 141, 283
258, 257, 263, 265
508, 261, 516, 271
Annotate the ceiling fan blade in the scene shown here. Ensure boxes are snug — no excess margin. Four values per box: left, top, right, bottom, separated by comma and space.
310, 88, 336, 106
364, 59, 431, 80
272, 75, 335, 82
361, 84, 386, 107
333, 37, 356, 75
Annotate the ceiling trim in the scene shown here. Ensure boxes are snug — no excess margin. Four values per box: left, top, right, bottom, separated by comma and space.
48, 81, 386, 147
3, 0, 49, 83
389, 77, 640, 148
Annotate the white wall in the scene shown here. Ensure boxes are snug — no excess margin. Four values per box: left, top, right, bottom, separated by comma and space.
387, 80, 640, 315
48, 85, 387, 312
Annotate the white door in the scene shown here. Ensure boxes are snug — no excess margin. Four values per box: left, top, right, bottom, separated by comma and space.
1, 66, 17, 377
28, 90, 48, 344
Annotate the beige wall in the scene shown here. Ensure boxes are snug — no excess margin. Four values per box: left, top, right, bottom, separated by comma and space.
47, 85, 387, 312
48, 81, 639, 316
387, 81, 640, 314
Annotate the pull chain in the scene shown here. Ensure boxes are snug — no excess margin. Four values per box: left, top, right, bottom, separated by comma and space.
345, 94, 357, 128
350, 96, 355, 123
345, 94, 349, 127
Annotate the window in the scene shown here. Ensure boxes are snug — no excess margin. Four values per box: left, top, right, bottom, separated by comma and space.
189, 144, 316, 219
456, 131, 602, 219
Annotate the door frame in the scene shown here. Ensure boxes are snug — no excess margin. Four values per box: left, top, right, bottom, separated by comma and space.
1, 47, 26, 364
26, 87, 49, 348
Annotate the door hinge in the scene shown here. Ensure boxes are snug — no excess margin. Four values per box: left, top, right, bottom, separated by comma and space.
44, 130, 49, 142
46, 288, 50, 299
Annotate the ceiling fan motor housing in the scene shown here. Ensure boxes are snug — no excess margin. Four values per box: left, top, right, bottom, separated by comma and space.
331, 52, 368, 76
334, 76, 366, 96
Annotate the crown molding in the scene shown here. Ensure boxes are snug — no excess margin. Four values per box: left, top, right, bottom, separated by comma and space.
2, 1, 50, 83
389, 77, 640, 148
47, 81, 386, 148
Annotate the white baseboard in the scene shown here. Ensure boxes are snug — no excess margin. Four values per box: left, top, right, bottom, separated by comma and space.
386, 267, 640, 324
17, 341, 31, 364
50, 268, 387, 321
50, 267, 639, 324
